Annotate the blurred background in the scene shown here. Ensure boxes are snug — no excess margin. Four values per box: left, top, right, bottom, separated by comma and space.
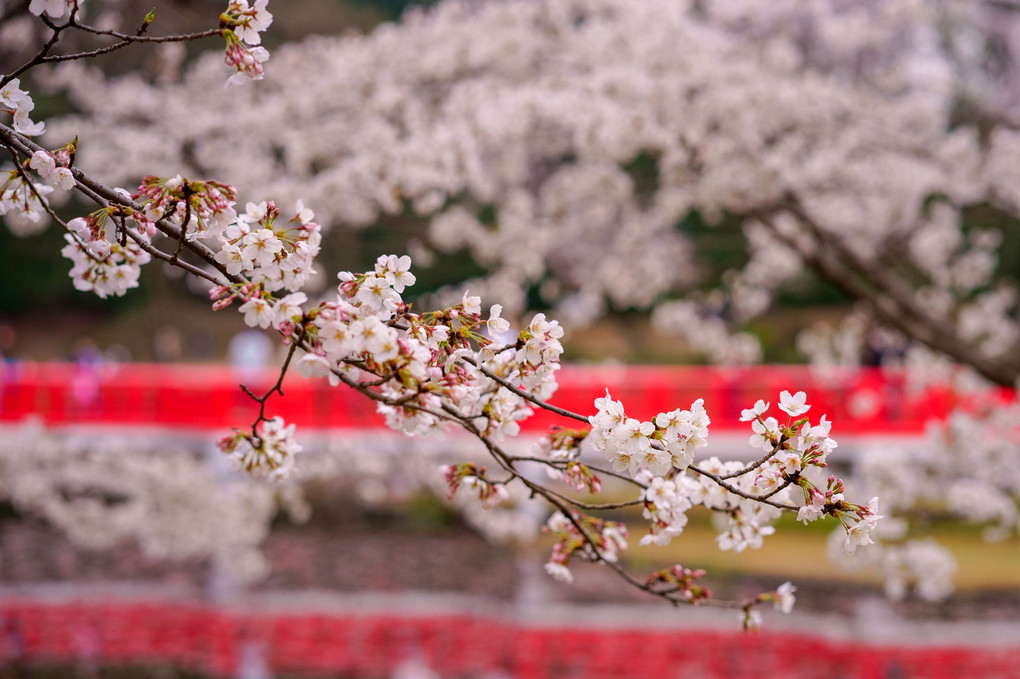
1, 0, 1020, 677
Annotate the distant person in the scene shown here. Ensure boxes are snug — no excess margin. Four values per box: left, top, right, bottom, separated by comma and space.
228, 330, 274, 380
154, 325, 184, 362
70, 339, 102, 408
0, 322, 15, 362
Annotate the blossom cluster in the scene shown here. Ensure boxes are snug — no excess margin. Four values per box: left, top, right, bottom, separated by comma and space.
638, 474, 693, 547
542, 511, 628, 584
210, 253, 564, 445
0, 82, 55, 234
439, 463, 510, 509
221, 0, 273, 85
738, 392, 881, 553
136, 175, 238, 237
0, 78, 45, 137
58, 213, 151, 298
689, 455, 785, 554
0, 140, 81, 237
0, 167, 52, 234
588, 392, 709, 477
216, 200, 321, 293
646, 564, 712, 604
595, 391, 880, 556
218, 416, 302, 481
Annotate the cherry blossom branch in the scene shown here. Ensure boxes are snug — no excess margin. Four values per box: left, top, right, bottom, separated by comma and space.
1, 1, 887, 625
3, 111, 866, 619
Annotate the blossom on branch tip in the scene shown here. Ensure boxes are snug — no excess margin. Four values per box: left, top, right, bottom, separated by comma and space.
544, 562, 573, 583
741, 609, 762, 632
461, 290, 481, 315
377, 254, 415, 292
844, 518, 879, 553
224, 41, 270, 86
775, 581, 797, 614
226, 0, 273, 45
486, 304, 510, 335
779, 390, 810, 417
59, 212, 150, 298
843, 497, 883, 554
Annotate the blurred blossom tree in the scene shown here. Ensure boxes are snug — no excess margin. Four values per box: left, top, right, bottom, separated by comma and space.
0, 0, 1018, 615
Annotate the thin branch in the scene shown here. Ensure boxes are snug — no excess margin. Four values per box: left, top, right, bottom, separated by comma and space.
719, 442, 782, 480
125, 230, 225, 285
301, 347, 771, 611
539, 489, 645, 511
687, 464, 799, 511
0, 19, 65, 87
756, 477, 796, 502
505, 455, 646, 488
465, 356, 591, 424
240, 336, 301, 442
36, 27, 224, 65
69, 22, 222, 44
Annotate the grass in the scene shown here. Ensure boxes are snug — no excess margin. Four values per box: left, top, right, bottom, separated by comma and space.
616, 509, 1020, 590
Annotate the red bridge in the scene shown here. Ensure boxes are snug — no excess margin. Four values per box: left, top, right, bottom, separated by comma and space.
0, 362, 986, 433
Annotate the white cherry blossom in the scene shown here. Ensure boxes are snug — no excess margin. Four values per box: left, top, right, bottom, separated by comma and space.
778, 390, 810, 417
